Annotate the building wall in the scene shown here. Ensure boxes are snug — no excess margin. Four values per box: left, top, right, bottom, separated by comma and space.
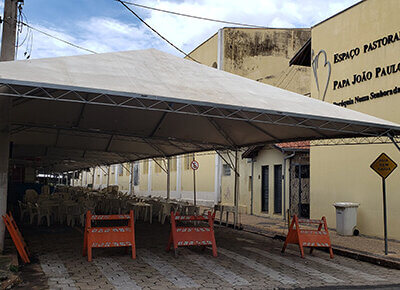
187, 33, 219, 68
310, 0, 400, 238
223, 28, 311, 95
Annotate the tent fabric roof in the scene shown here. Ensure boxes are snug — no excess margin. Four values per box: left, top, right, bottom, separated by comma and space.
1, 49, 399, 172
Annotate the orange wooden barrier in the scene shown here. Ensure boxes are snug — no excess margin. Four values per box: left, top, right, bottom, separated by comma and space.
2, 212, 30, 264
83, 210, 136, 262
282, 214, 333, 259
166, 211, 217, 257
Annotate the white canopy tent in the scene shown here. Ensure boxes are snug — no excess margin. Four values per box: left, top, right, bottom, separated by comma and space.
0, 47, 400, 238
0, 48, 399, 172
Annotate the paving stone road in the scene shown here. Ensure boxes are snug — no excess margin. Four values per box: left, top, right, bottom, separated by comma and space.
14, 222, 400, 289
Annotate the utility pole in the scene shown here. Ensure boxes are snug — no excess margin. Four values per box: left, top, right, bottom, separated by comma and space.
0, 0, 20, 253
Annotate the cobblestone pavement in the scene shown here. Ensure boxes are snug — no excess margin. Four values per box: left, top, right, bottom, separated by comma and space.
14, 222, 400, 290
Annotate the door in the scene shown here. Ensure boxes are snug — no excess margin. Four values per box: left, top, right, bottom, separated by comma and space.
295, 164, 310, 218
261, 166, 269, 212
274, 165, 282, 214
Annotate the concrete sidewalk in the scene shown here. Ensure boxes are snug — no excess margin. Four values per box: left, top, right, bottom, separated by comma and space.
225, 213, 400, 269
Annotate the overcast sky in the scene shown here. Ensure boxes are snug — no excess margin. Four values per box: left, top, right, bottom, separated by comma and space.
0, 0, 360, 60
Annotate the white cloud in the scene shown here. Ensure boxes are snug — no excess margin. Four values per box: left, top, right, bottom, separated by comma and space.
135, 0, 360, 53
12, 0, 359, 60
15, 17, 169, 60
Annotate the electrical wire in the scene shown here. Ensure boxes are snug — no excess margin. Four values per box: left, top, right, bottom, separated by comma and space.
119, 1, 268, 29
20, 22, 98, 54
116, 0, 198, 62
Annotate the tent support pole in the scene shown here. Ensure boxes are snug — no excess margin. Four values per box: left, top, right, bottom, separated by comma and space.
389, 135, 400, 153
234, 149, 239, 229
107, 166, 110, 187
193, 154, 196, 206
167, 157, 171, 201
129, 162, 134, 195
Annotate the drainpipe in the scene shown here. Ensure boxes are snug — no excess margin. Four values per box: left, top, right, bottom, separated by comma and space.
283, 152, 295, 221
250, 158, 254, 215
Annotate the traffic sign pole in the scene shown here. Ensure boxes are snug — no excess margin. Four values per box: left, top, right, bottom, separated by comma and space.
382, 177, 388, 255
191, 157, 198, 206
193, 163, 196, 207
370, 153, 397, 256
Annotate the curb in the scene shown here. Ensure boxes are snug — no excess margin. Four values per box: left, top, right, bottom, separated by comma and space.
240, 224, 400, 270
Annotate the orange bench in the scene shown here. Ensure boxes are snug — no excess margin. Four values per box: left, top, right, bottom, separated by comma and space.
83, 210, 136, 262
166, 211, 217, 257
282, 215, 333, 258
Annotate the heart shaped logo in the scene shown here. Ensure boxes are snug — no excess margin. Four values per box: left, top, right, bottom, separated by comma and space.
312, 49, 331, 102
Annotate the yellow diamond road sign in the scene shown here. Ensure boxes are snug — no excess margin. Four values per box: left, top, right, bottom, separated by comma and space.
370, 153, 397, 179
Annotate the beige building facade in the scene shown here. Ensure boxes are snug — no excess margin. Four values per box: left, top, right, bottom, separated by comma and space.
309, 0, 400, 239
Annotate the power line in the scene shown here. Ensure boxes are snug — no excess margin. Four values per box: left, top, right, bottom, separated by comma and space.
20, 22, 98, 54
120, 1, 268, 29
115, 0, 198, 62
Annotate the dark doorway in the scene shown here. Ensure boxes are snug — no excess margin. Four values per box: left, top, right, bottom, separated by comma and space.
261, 166, 269, 212
274, 164, 282, 214
295, 164, 310, 218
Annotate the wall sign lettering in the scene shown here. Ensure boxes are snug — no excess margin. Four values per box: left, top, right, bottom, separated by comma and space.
332, 60, 400, 90
333, 30, 400, 64
333, 85, 400, 107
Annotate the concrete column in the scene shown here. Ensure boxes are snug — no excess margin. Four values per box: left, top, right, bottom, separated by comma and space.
214, 154, 221, 204
147, 160, 152, 195
114, 164, 118, 185
217, 28, 224, 70
0, 98, 11, 252
91, 168, 95, 187
176, 156, 181, 199
107, 166, 110, 187
0, 0, 19, 253
99, 167, 103, 187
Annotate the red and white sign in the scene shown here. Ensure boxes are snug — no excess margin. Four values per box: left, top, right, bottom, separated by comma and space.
190, 160, 199, 170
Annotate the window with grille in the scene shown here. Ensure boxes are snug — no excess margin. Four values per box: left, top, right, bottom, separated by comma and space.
118, 164, 124, 176
223, 164, 231, 176
133, 163, 139, 186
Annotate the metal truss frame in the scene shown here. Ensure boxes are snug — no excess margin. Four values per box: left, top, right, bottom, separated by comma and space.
4, 81, 400, 173
2, 82, 397, 138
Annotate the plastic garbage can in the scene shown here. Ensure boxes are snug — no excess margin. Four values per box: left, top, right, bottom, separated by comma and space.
333, 202, 360, 236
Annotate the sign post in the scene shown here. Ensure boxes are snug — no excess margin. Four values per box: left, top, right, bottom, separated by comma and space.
191, 158, 199, 206
370, 153, 397, 255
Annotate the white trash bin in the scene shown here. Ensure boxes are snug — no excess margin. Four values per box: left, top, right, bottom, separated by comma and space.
333, 202, 360, 236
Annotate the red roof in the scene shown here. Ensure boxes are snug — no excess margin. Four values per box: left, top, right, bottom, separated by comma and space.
275, 141, 310, 150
